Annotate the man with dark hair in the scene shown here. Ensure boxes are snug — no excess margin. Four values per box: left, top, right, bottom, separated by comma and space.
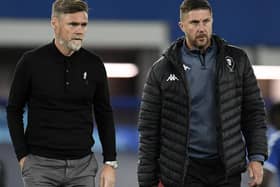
137, 0, 267, 186
261, 103, 280, 187
6, 0, 117, 186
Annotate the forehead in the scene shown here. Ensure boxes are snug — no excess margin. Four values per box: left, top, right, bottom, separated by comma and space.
60, 11, 88, 22
184, 9, 212, 20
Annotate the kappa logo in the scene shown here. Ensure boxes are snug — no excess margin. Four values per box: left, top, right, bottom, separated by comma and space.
166, 74, 179, 81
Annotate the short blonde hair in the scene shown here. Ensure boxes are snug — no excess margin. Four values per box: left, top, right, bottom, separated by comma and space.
52, 0, 88, 17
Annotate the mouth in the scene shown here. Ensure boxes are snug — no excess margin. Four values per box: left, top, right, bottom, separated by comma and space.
196, 34, 207, 39
196, 36, 208, 43
72, 38, 82, 41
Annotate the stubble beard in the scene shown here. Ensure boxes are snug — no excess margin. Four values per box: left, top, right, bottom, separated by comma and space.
59, 38, 82, 52
194, 34, 210, 50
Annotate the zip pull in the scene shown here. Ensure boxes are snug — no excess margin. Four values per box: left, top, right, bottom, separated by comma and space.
199, 53, 206, 69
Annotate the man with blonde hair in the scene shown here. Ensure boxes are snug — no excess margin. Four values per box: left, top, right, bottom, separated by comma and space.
7, 0, 117, 186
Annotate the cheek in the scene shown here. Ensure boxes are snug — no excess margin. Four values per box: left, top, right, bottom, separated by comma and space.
181, 24, 190, 33
60, 29, 72, 39
206, 24, 212, 32
54, 25, 60, 35
186, 28, 196, 36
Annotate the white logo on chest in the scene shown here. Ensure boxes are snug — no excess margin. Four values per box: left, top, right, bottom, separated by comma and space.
183, 64, 191, 71
166, 74, 179, 81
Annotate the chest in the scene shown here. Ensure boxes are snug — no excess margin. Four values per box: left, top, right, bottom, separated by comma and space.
30, 60, 98, 101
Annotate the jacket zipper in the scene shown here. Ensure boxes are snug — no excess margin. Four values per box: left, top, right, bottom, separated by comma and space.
199, 53, 206, 70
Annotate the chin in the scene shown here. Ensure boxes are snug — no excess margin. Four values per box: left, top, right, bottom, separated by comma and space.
69, 42, 82, 51
72, 46, 82, 51
197, 41, 209, 49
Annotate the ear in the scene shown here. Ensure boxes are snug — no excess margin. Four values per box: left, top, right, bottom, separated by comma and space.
178, 21, 184, 32
51, 16, 58, 29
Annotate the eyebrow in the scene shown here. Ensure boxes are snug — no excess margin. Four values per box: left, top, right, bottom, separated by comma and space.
68, 22, 88, 26
189, 17, 211, 24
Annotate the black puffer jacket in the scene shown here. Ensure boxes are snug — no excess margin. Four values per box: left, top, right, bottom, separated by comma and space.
137, 35, 267, 187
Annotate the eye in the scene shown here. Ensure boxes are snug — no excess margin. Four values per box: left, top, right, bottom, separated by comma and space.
81, 23, 88, 27
67, 22, 88, 28
68, 22, 79, 27
203, 18, 211, 25
190, 20, 199, 26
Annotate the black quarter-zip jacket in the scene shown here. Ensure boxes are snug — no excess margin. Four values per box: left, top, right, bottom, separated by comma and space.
7, 41, 116, 162
137, 35, 267, 187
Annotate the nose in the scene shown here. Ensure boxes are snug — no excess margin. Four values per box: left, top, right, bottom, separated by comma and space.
75, 24, 87, 34
197, 22, 206, 32
78, 27, 86, 33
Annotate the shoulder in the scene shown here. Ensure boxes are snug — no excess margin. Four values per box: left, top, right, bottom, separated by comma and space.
148, 56, 172, 81
214, 35, 248, 59
23, 43, 52, 58
78, 48, 109, 80
147, 55, 178, 85
151, 55, 171, 73
18, 43, 56, 68
16, 44, 50, 68
79, 48, 104, 68
224, 44, 247, 58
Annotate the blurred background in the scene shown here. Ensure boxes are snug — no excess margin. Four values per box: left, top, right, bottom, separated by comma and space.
1, 0, 280, 186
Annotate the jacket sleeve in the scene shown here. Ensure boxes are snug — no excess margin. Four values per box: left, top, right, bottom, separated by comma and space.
240, 53, 268, 160
6, 54, 31, 161
138, 64, 162, 187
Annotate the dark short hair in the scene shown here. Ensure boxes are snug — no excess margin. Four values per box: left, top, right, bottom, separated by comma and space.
268, 103, 280, 129
180, 0, 212, 20
52, 0, 88, 17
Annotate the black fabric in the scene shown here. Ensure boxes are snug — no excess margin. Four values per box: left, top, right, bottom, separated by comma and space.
0, 160, 5, 187
137, 35, 267, 187
185, 157, 241, 187
7, 41, 116, 162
